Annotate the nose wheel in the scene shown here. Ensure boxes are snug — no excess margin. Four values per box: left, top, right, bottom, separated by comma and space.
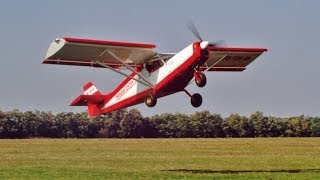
184, 89, 202, 108
145, 94, 157, 107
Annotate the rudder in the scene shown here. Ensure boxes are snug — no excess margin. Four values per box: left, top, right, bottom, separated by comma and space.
83, 82, 102, 116
83, 82, 102, 96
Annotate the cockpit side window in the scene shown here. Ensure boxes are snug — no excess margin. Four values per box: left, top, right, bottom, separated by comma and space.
146, 60, 164, 73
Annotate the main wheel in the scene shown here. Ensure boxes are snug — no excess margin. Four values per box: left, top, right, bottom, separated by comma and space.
145, 95, 157, 107
191, 93, 202, 107
195, 72, 207, 87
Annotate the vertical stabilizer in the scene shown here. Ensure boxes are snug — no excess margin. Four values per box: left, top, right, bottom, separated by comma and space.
83, 82, 103, 117
83, 82, 102, 96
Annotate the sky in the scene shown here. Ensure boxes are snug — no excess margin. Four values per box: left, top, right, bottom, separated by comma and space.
0, 0, 319, 117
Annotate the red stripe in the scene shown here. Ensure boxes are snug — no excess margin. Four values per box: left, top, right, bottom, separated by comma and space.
83, 82, 93, 91
108, 72, 137, 98
64, 37, 156, 49
208, 46, 267, 52
99, 69, 142, 113
101, 89, 152, 114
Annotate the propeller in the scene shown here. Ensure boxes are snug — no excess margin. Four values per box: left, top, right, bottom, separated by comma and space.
187, 21, 203, 42
187, 21, 224, 49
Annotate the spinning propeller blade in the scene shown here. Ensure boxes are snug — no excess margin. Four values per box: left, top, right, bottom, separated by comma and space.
187, 21, 203, 42
187, 21, 225, 48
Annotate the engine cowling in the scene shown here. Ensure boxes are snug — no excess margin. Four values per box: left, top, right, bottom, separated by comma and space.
199, 49, 209, 64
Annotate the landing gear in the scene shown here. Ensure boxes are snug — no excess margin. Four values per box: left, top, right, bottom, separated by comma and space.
191, 93, 202, 107
184, 89, 202, 108
195, 72, 206, 87
145, 94, 157, 107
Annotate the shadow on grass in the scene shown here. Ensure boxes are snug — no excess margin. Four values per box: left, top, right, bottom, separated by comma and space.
164, 168, 320, 174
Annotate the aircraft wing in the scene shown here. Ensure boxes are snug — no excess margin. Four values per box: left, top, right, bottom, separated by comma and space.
153, 46, 266, 72
43, 37, 157, 68
202, 46, 267, 71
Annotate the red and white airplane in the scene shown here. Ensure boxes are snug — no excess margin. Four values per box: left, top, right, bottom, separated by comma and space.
43, 28, 267, 117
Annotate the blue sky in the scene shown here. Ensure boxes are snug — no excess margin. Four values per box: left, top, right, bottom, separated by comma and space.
0, 0, 319, 117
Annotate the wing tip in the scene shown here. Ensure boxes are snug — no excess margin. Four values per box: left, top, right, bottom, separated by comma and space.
45, 38, 66, 59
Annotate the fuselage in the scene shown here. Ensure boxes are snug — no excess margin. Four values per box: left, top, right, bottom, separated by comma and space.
99, 42, 203, 114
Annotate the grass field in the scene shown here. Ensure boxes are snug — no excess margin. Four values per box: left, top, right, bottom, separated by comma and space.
0, 138, 319, 179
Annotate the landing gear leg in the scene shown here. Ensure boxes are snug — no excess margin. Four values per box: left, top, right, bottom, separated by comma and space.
194, 71, 207, 87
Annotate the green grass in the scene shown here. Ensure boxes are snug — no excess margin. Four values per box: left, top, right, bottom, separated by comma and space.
0, 138, 320, 179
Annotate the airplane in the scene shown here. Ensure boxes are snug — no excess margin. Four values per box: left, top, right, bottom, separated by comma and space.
43, 26, 267, 117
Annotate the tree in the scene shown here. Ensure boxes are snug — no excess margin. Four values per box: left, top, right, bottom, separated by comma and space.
267, 117, 287, 137
98, 109, 127, 138
150, 113, 180, 138
224, 113, 253, 137
250, 112, 270, 137
286, 116, 311, 137
22, 111, 42, 137
1, 109, 25, 138
190, 111, 225, 138
309, 117, 320, 137
34, 111, 55, 137
0, 109, 319, 138
119, 109, 144, 138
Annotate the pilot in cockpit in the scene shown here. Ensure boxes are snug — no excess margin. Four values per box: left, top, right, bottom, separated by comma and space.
145, 60, 163, 74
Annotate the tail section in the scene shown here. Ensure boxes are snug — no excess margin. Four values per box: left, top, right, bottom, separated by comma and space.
70, 82, 107, 117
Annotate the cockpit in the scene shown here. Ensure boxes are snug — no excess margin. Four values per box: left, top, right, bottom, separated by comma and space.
146, 59, 167, 73
145, 53, 174, 73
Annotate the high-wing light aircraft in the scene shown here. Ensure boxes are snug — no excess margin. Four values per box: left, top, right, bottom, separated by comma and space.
43, 27, 267, 117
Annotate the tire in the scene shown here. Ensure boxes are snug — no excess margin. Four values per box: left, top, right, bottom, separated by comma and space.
195, 72, 207, 87
191, 93, 202, 107
145, 95, 157, 107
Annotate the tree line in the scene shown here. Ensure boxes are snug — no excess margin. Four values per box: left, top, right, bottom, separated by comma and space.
0, 109, 319, 138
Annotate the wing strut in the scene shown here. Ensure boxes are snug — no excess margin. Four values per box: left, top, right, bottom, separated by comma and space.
106, 50, 154, 88
93, 49, 153, 88
203, 54, 228, 71
95, 61, 152, 88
